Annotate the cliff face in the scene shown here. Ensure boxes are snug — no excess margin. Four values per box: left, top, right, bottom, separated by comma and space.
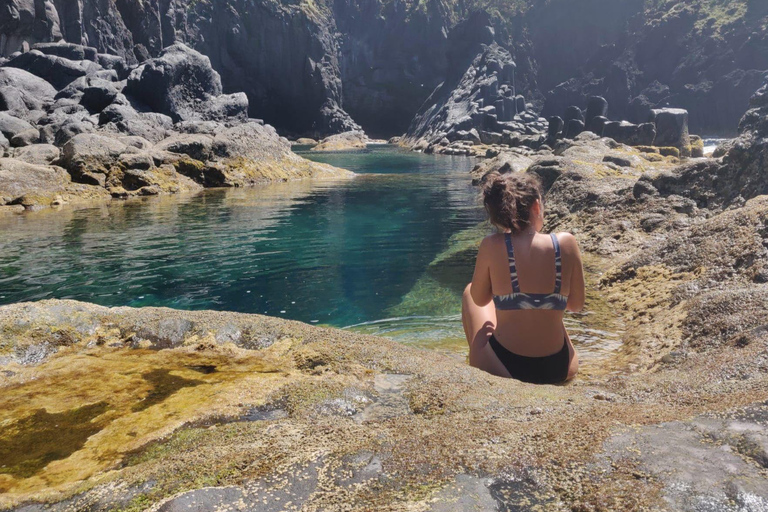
182, 1, 360, 138
0, 0, 766, 137
537, 0, 768, 135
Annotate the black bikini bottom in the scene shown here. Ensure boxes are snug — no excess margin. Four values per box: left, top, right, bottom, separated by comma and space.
488, 334, 570, 384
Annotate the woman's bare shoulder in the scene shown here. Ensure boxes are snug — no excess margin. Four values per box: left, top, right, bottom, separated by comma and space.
555, 232, 581, 254
480, 232, 505, 246
477, 233, 504, 258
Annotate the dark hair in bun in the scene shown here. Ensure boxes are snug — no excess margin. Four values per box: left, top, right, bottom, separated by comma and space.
482, 172, 543, 234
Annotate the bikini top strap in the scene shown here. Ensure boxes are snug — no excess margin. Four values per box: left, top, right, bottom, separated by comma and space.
550, 233, 562, 294
504, 233, 521, 293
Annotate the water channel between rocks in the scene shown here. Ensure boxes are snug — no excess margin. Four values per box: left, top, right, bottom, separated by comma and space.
0, 146, 622, 362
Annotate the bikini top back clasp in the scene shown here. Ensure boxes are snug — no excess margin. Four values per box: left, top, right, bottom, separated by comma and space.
493, 233, 569, 311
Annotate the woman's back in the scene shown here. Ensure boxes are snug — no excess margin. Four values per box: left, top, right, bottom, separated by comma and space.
481, 231, 582, 357
462, 170, 585, 383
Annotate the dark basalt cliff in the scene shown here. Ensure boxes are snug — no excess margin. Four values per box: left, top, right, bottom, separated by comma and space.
0, 0, 766, 137
539, 0, 768, 136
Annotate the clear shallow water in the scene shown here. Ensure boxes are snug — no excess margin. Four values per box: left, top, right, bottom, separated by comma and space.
0, 146, 620, 358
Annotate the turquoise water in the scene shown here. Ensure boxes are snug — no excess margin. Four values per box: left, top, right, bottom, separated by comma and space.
0, 147, 486, 351
0, 146, 620, 357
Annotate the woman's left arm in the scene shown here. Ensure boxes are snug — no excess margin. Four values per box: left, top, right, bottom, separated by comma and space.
561, 233, 586, 313
470, 237, 494, 307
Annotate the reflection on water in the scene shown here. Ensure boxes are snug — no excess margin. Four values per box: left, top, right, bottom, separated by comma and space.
0, 147, 621, 360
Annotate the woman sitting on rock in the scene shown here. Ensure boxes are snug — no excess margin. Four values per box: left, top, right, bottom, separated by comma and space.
462, 172, 584, 383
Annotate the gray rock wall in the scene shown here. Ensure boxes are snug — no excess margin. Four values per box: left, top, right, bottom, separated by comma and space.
0, 0, 766, 137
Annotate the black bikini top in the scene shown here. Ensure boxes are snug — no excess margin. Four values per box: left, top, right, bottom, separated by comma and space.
493, 233, 569, 311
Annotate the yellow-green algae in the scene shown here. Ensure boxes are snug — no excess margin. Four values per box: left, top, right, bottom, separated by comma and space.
0, 342, 287, 497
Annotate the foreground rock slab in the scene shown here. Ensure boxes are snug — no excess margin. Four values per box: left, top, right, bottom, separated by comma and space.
0, 297, 767, 511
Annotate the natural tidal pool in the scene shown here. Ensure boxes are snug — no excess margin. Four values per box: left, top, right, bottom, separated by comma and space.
0, 146, 620, 359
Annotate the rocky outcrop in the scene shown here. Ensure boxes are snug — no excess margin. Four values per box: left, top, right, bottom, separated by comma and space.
0, 157, 110, 208
124, 44, 247, 123
311, 130, 367, 152
539, 0, 768, 135
403, 14, 549, 155
0, 0, 359, 137
546, 96, 699, 156
182, 0, 360, 138
2, 217, 768, 511
635, 76, 768, 210
0, 41, 349, 211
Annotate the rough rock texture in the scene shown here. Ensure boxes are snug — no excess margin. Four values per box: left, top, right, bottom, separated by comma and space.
4, 71, 768, 512
0, 0, 765, 138
0, 41, 350, 211
0, 157, 108, 207
641, 76, 768, 210
311, 130, 367, 152
125, 44, 232, 123
182, 0, 360, 138
540, 0, 768, 135
403, 12, 544, 153
404, 37, 549, 154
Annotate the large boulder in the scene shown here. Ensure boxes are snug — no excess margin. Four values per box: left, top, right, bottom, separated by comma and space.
585, 96, 608, 126
201, 92, 249, 123
10, 127, 40, 147
96, 54, 129, 79
124, 44, 227, 123
81, 80, 120, 113
155, 134, 215, 162
0, 67, 56, 118
0, 158, 70, 206
0, 111, 35, 140
4, 50, 89, 89
565, 119, 585, 139
564, 106, 584, 124
652, 108, 690, 150
0, 67, 56, 100
154, 122, 349, 187
12, 143, 60, 165
547, 116, 564, 140
32, 42, 97, 62
312, 131, 368, 152
98, 104, 173, 144
587, 115, 608, 136
60, 133, 131, 186
603, 121, 656, 146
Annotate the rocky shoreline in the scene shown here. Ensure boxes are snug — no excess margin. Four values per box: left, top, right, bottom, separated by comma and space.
2, 79, 768, 512
0, 42, 350, 213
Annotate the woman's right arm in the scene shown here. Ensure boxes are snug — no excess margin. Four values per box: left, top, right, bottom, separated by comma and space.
470, 236, 494, 307
561, 233, 586, 313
